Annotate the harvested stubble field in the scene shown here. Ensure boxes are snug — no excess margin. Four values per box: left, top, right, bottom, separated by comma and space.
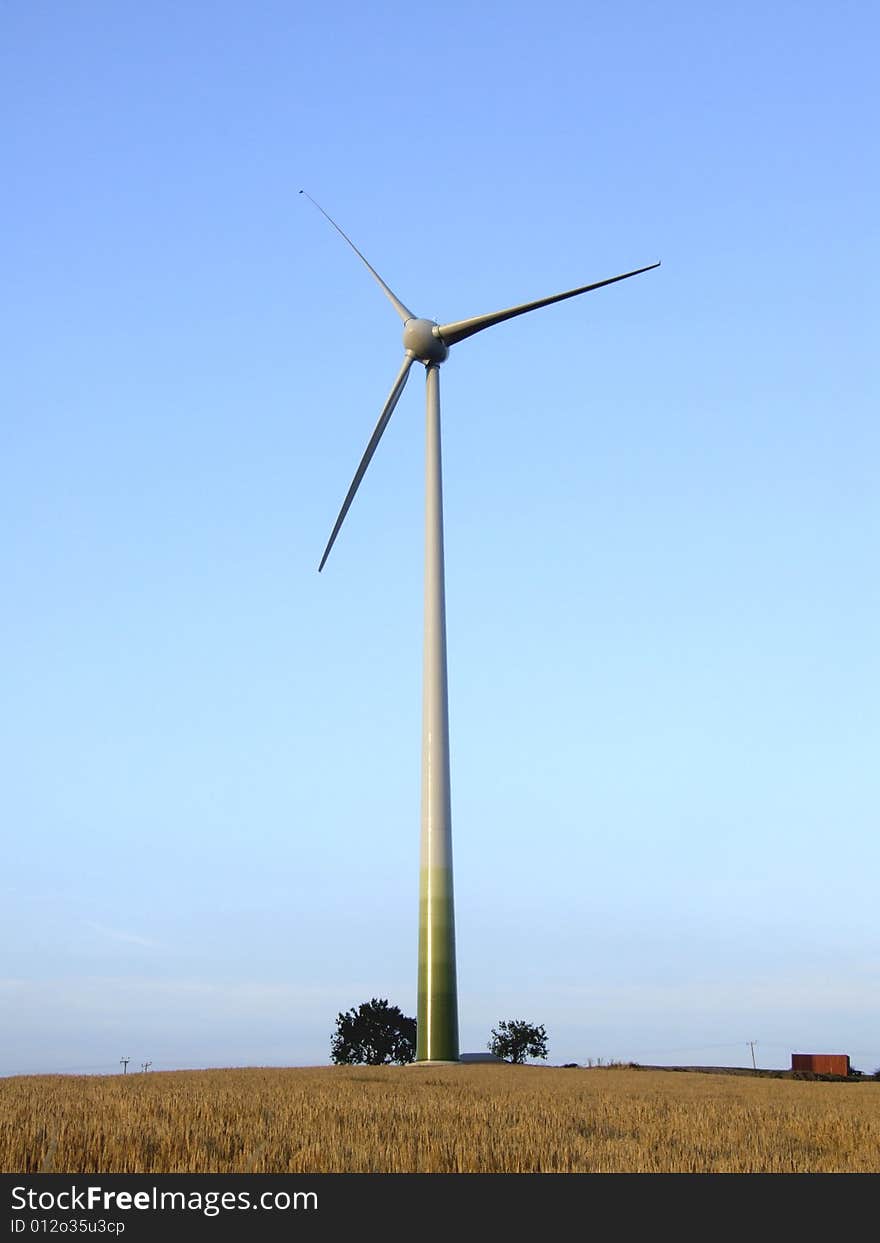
2, 1065, 878, 1174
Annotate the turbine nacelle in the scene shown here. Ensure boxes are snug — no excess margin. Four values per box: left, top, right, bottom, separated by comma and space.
403, 317, 449, 365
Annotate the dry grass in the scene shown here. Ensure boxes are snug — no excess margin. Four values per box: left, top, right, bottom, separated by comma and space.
2, 1065, 878, 1174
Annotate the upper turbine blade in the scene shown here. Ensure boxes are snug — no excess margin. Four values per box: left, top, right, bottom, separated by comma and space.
436, 262, 660, 347
300, 190, 415, 324
318, 355, 415, 572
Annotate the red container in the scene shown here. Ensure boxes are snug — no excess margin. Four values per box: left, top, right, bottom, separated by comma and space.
791, 1053, 850, 1076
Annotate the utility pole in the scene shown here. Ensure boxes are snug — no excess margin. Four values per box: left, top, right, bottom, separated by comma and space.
141, 1061, 151, 1073
119, 1057, 130, 1074
748, 1041, 758, 1071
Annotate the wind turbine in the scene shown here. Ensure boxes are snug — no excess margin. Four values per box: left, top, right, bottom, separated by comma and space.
303, 191, 658, 1063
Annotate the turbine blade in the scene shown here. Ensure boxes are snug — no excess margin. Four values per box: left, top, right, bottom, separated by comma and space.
436, 262, 660, 347
300, 190, 415, 323
318, 355, 415, 572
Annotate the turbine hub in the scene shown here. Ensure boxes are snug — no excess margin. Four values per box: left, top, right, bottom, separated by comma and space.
403, 318, 448, 365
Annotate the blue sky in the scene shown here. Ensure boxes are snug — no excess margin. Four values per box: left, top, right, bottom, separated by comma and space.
2, 1, 878, 1076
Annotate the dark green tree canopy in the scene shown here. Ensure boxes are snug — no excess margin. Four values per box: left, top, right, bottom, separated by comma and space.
330, 998, 417, 1066
488, 1019, 548, 1065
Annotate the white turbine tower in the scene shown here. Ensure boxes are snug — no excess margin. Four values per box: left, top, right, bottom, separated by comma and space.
304, 191, 659, 1063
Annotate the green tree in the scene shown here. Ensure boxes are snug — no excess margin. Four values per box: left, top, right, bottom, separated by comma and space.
488, 1019, 548, 1064
330, 998, 417, 1066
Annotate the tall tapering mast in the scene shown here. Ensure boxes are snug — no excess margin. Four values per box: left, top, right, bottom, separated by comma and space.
417, 363, 459, 1062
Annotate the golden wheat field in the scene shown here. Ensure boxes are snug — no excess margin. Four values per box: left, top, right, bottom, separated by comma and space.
2, 1065, 878, 1174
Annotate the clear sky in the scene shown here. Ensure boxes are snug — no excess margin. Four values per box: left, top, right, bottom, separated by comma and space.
2, 1, 878, 1077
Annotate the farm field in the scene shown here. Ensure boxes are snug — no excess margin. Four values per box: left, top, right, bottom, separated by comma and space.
2, 1064, 878, 1174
